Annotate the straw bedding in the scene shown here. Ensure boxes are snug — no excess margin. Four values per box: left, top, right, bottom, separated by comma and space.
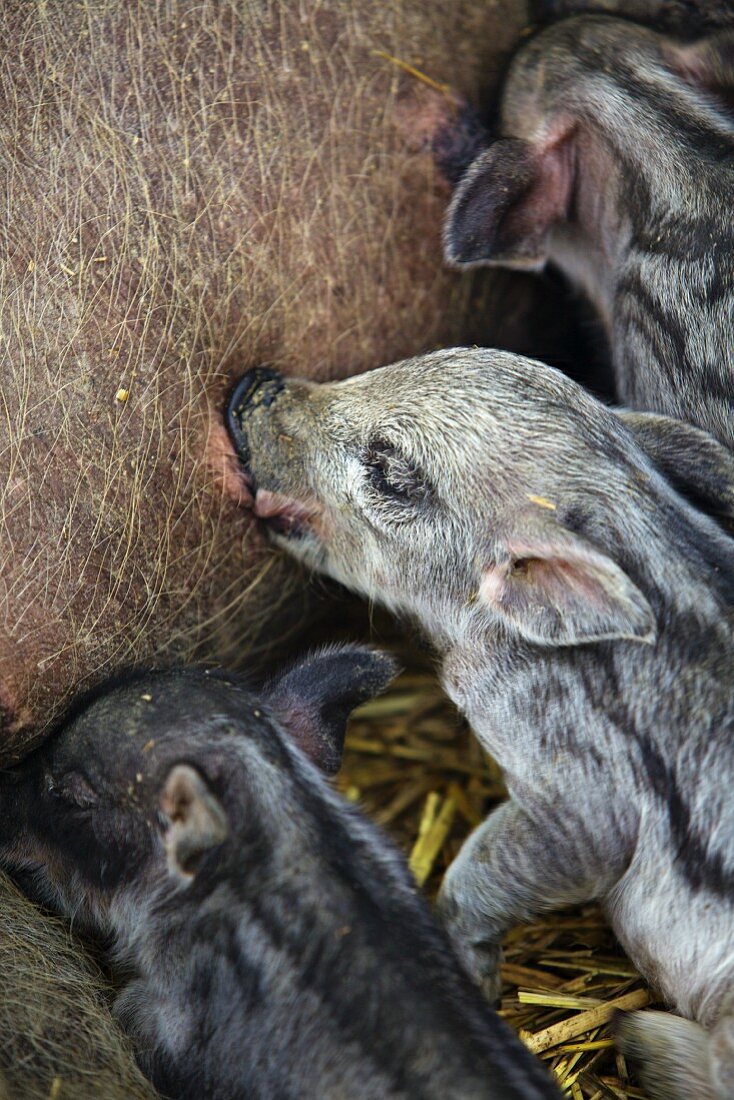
341, 653, 655, 1099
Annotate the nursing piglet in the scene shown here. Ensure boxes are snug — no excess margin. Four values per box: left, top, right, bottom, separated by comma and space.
227, 348, 734, 1100
444, 16, 734, 447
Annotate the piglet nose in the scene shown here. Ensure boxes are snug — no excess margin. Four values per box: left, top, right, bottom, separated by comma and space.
228, 366, 285, 420
226, 366, 285, 469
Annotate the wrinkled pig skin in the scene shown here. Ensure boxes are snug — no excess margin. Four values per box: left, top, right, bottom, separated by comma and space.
0, 872, 157, 1100
0, 0, 570, 758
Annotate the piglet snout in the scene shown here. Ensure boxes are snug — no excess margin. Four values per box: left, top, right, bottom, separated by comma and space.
226, 367, 285, 479
230, 367, 285, 416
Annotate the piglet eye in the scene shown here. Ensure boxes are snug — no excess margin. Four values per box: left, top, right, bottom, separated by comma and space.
363, 440, 431, 505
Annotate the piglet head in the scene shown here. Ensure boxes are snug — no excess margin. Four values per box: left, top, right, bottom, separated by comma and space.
443, 17, 734, 295
225, 347, 666, 652
0, 646, 397, 929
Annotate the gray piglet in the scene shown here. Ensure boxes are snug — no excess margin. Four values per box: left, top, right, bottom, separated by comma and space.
227, 348, 734, 1100
444, 16, 734, 448
0, 645, 560, 1100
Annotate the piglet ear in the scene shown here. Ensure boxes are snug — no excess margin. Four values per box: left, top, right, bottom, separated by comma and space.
618, 410, 734, 524
264, 646, 399, 775
480, 511, 655, 647
160, 765, 228, 880
443, 136, 572, 270
663, 32, 734, 113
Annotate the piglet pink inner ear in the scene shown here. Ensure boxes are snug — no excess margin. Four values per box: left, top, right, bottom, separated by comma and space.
479, 513, 656, 647
160, 765, 228, 880
264, 646, 399, 775
443, 135, 572, 270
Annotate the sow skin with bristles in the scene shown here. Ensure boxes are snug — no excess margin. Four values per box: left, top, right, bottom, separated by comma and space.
227, 347, 734, 1100
444, 15, 734, 448
0, 874, 157, 1100
0, 0, 548, 757
0, 645, 561, 1100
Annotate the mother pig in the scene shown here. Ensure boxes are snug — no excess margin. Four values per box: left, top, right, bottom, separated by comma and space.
0, 0, 561, 758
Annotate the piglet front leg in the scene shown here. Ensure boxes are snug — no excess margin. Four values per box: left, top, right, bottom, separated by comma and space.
437, 799, 614, 1001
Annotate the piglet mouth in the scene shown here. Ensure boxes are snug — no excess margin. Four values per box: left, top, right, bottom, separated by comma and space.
225, 368, 316, 538
254, 489, 317, 540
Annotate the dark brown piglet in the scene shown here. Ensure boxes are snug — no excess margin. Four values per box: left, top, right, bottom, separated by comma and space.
0, 647, 561, 1100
